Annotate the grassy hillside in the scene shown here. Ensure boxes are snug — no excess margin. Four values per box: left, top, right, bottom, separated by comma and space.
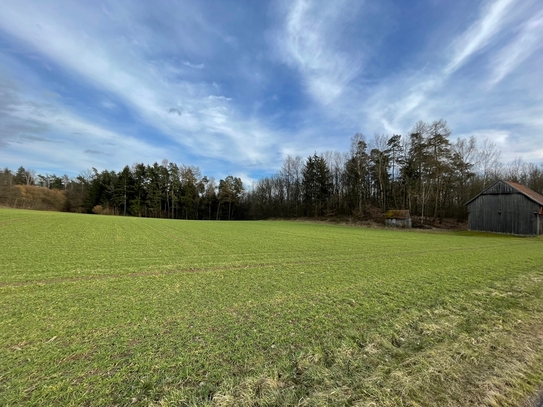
1, 208, 543, 406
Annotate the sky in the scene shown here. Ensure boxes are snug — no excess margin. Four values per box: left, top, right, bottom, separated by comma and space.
0, 0, 542, 183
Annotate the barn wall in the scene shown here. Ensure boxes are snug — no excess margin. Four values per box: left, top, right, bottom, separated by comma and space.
467, 192, 539, 235
484, 182, 517, 195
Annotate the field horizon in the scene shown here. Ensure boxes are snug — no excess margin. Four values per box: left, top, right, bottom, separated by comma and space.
1, 208, 543, 406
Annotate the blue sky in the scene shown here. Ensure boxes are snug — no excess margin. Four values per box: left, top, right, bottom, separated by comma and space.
0, 0, 542, 183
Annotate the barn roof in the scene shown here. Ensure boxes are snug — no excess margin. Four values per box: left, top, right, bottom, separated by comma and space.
504, 181, 543, 206
465, 179, 543, 206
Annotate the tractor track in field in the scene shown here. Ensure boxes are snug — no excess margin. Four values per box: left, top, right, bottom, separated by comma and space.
0, 242, 539, 288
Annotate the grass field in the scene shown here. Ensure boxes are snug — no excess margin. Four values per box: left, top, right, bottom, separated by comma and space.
1, 208, 543, 406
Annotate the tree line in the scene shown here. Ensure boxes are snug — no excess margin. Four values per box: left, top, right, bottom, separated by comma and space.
1, 120, 542, 224
0, 161, 246, 220
250, 120, 543, 223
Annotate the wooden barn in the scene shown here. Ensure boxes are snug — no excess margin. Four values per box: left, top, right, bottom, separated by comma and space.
465, 180, 543, 236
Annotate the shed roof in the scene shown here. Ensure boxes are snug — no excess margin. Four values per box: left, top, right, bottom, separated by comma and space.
385, 210, 410, 219
465, 179, 543, 206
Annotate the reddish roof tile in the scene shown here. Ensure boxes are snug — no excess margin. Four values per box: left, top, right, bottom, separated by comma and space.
504, 180, 543, 206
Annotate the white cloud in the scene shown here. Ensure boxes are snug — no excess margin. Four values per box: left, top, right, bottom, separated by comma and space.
488, 10, 543, 86
101, 100, 116, 109
0, 0, 541, 179
2, 97, 171, 175
183, 61, 205, 69
208, 95, 232, 102
355, 0, 542, 148
445, 0, 518, 75
273, 0, 363, 105
456, 129, 510, 147
0, 0, 282, 171
0, 2, 302, 178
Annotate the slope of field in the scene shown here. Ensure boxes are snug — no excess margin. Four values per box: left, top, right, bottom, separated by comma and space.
1, 208, 543, 406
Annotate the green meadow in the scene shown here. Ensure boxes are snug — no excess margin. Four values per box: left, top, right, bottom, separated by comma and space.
1, 208, 543, 406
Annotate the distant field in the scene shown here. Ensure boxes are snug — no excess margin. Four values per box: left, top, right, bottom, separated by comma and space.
1, 208, 543, 406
